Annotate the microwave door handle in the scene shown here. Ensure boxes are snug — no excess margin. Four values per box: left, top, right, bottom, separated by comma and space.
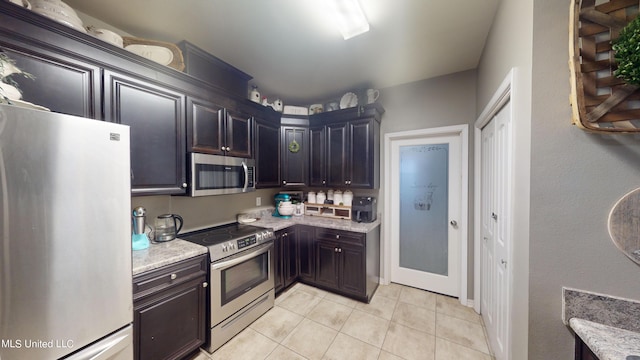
242, 161, 249, 192
211, 242, 272, 271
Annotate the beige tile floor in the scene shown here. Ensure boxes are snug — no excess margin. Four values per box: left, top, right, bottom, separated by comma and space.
189, 282, 494, 360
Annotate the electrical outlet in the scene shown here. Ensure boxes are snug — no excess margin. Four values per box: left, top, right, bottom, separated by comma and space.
256, 197, 261, 206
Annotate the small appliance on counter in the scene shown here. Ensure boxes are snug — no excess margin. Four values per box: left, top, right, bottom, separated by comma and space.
154, 213, 183, 242
352, 196, 377, 223
273, 193, 292, 218
132, 206, 150, 250
279, 190, 304, 203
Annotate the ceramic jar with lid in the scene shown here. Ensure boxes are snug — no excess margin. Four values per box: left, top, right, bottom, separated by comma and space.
334, 190, 343, 205
316, 191, 326, 204
327, 189, 334, 201
343, 190, 353, 206
307, 191, 316, 204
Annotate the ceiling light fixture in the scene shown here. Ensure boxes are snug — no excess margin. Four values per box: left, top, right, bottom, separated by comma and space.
326, 0, 370, 40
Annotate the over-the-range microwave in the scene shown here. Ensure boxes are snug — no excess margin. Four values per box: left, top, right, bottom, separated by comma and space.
189, 153, 255, 196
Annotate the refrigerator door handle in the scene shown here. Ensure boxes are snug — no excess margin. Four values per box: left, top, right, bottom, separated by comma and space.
66, 325, 133, 360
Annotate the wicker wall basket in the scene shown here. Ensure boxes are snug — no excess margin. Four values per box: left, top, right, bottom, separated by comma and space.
123, 36, 185, 72
569, 0, 640, 133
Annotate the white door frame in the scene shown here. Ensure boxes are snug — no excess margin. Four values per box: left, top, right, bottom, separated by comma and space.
473, 69, 515, 315
383, 125, 469, 305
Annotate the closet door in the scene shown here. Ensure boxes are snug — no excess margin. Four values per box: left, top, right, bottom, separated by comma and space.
481, 100, 512, 360
480, 119, 496, 338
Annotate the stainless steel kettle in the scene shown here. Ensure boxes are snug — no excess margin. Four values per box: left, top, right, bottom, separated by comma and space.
154, 214, 183, 242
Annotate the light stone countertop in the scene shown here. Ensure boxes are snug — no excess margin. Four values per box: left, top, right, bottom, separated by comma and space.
249, 213, 381, 233
132, 239, 208, 276
570, 318, 640, 360
564, 287, 640, 360
131, 211, 379, 276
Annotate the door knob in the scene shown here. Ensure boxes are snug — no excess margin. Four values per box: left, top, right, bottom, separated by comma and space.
450, 220, 458, 227
492, 213, 498, 220
501, 259, 507, 266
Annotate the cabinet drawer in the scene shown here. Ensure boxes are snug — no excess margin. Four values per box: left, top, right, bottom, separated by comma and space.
315, 228, 364, 246
133, 254, 207, 300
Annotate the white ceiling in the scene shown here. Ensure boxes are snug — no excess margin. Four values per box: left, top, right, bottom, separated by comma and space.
64, 0, 500, 104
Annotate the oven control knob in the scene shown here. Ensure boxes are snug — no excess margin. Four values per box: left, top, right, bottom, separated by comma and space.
221, 244, 228, 252
256, 233, 263, 241
228, 242, 235, 250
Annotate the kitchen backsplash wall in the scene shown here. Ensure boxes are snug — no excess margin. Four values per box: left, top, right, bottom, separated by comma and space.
131, 188, 378, 233
131, 189, 279, 233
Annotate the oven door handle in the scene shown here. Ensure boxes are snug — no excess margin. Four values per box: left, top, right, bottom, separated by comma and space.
211, 242, 272, 270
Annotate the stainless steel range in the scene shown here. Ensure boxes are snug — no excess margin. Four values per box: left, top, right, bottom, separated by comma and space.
180, 223, 275, 353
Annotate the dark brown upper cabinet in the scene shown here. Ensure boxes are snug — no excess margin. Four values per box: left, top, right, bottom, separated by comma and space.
104, 70, 187, 195
186, 97, 252, 158
254, 117, 281, 188
281, 125, 309, 187
309, 125, 326, 187
225, 108, 252, 158
1, 47, 101, 119
309, 104, 383, 189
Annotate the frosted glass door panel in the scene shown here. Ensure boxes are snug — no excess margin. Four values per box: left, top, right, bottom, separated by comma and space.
399, 144, 449, 276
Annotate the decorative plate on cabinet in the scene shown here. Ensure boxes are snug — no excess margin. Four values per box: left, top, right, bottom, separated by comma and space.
125, 44, 174, 66
340, 92, 358, 109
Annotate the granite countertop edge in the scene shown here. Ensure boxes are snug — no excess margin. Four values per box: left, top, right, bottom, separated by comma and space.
249, 214, 381, 233
132, 239, 208, 276
131, 213, 380, 276
570, 318, 640, 360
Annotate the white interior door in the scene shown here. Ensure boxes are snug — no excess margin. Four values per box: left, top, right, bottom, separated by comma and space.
389, 132, 462, 297
481, 100, 512, 360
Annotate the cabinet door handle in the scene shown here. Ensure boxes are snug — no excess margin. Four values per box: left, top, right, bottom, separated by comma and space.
334, 247, 338, 253
338, 248, 342, 253
282, 180, 287, 185
182, 182, 187, 188
226, 146, 231, 151
221, 146, 225, 151
335, 234, 340, 240
322, 180, 326, 185
202, 282, 208, 288
170, 273, 177, 280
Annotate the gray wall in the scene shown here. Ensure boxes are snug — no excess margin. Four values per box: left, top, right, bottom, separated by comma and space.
480, 0, 640, 358
528, 0, 640, 359
378, 70, 477, 296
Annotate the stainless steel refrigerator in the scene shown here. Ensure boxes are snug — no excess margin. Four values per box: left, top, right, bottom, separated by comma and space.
0, 105, 133, 359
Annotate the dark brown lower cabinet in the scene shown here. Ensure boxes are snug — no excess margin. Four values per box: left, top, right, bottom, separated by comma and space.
133, 255, 208, 360
297, 225, 316, 283
274, 227, 298, 294
315, 229, 367, 299
575, 335, 599, 360
274, 224, 379, 303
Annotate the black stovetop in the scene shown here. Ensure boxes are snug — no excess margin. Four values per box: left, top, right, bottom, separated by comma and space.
180, 222, 265, 246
